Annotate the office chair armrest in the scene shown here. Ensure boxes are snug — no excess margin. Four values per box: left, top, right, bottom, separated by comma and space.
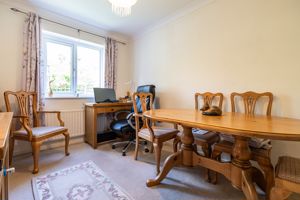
114, 110, 131, 121
126, 112, 134, 120
126, 113, 136, 130
127, 113, 145, 130
37, 111, 65, 126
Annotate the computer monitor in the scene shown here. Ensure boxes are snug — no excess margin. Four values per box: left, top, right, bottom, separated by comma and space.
93, 88, 117, 103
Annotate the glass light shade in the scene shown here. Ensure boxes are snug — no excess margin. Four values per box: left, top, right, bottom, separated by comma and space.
108, 0, 137, 17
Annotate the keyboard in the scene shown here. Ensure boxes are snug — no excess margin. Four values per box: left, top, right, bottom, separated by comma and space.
97, 99, 119, 103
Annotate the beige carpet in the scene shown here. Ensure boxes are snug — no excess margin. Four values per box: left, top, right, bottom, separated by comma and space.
9, 142, 300, 200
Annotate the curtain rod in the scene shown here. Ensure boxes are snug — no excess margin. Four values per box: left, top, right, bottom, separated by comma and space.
10, 8, 126, 45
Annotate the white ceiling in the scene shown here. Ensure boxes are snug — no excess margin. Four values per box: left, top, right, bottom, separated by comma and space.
17, 0, 203, 36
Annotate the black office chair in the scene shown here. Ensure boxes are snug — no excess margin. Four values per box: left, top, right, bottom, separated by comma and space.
111, 85, 156, 156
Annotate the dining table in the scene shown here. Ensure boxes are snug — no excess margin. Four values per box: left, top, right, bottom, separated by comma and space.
143, 109, 300, 200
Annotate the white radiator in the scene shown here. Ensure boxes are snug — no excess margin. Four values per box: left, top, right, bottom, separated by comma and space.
44, 110, 85, 141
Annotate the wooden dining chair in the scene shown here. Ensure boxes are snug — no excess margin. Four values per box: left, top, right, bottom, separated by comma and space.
193, 92, 223, 157
174, 92, 224, 154
211, 91, 274, 199
4, 91, 70, 174
173, 92, 223, 181
133, 92, 179, 174
270, 156, 300, 200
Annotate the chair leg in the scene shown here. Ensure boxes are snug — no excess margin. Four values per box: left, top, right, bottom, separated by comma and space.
150, 143, 154, 153
31, 141, 42, 174
202, 146, 211, 157
210, 149, 222, 184
63, 132, 70, 156
251, 166, 267, 193
202, 145, 212, 182
153, 142, 163, 174
173, 137, 180, 153
9, 137, 15, 166
270, 186, 291, 200
257, 159, 274, 200
134, 136, 139, 160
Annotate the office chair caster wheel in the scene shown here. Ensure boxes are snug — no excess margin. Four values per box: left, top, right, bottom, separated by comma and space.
112, 145, 116, 149
144, 148, 149, 153
122, 152, 126, 156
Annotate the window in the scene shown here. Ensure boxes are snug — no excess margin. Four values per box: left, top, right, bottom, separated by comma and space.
42, 31, 104, 97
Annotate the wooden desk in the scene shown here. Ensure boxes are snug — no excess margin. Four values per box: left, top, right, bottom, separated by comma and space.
85, 102, 132, 148
143, 109, 300, 200
0, 112, 13, 200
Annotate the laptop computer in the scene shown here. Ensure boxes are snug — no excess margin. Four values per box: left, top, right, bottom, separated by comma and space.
93, 88, 119, 103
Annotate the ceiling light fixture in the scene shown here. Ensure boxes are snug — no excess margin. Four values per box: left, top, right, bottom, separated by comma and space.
108, 0, 137, 17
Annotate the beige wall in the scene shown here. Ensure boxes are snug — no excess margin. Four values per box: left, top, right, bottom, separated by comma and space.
0, 3, 23, 111
132, 0, 300, 163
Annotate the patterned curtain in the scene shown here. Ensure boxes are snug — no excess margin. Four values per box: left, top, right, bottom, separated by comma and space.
22, 12, 44, 110
105, 38, 118, 89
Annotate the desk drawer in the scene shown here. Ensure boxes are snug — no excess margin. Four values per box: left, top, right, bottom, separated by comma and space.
96, 106, 131, 113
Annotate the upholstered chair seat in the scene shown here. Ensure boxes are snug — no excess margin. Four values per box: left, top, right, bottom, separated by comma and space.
276, 156, 300, 184
220, 134, 271, 149
139, 126, 178, 141
270, 156, 300, 200
192, 129, 220, 145
14, 126, 67, 137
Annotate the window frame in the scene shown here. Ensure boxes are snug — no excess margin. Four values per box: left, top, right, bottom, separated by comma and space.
42, 31, 105, 98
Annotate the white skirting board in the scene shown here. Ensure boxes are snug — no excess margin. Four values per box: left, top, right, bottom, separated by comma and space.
13, 135, 84, 156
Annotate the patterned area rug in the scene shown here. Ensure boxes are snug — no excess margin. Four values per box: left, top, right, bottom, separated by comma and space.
32, 161, 134, 200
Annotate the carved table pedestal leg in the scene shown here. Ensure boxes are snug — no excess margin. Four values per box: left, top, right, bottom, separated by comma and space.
231, 136, 259, 200
146, 126, 193, 187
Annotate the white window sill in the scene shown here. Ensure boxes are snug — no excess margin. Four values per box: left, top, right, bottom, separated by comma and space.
45, 96, 94, 100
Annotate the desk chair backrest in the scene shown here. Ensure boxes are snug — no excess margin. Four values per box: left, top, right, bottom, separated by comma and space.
194, 92, 224, 110
132, 85, 155, 113
231, 91, 273, 116
137, 85, 155, 100
4, 91, 39, 127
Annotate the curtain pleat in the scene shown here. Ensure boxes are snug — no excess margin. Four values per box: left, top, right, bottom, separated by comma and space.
22, 12, 44, 111
105, 38, 118, 89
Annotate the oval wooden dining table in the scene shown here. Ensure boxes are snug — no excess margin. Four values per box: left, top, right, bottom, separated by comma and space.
143, 109, 300, 200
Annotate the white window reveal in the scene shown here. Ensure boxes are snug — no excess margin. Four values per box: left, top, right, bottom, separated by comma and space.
42, 31, 105, 98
